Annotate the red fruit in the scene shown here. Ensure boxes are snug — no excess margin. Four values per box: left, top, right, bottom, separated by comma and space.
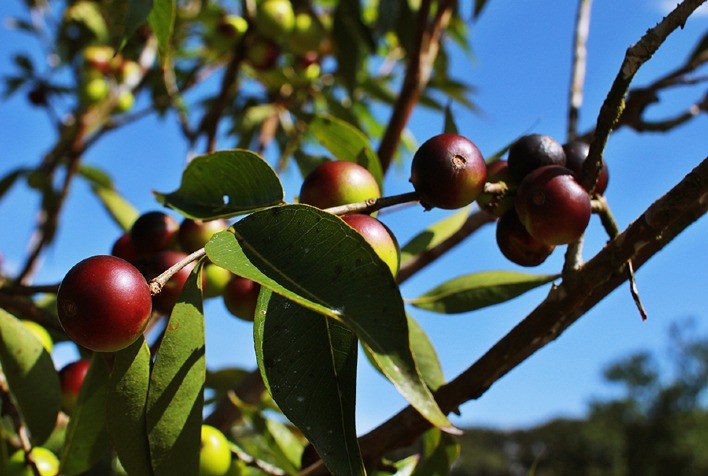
223, 276, 261, 322
496, 210, 555, 267
410, 133, 487, 210
507, 134, 566, 183
341, 214, 400, 277
111, 232, 138, 264
476, 160, 516, 217
299, 161, 381, 210
59, 359, 91, 415
143, 250, 195, 315
515, 166, 592, 246
129, 211, 179, 258
57, 255, 152, 352
562, 140, 609, 195
246, 37, 280, 71
178, 218, 228, 254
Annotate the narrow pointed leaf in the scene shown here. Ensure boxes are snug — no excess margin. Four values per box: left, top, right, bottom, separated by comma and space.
146, 269, 205, 476
0, 168, 27, 202
409, 271, 559, 314
0, 309, 60, 444
109, 0, 154, 50
148, 0, 175, 62
255, 289, 364, 475
155, 150, 284, 219
206, 205, 453, 431
60, 354, 111, 475
412, 428, 460, 476
91, 186, 139, 231
400, 208, 471, 265
108, 337, 152, 476
305, 114, 383, 188
443, 103, 459, 134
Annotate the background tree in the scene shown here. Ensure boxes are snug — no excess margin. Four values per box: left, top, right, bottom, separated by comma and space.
0, 0, 706, 475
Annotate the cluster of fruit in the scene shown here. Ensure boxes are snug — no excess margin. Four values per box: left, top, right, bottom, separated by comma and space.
78, 45, 140, 111
477, 134, 609, 266
56, 212, 261, 353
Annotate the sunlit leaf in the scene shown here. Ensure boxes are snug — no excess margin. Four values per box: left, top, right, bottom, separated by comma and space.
0, 309, 60, 445
109, 0, 153, 50
255, 289, 364, 475
155, 149, 284, 219
408, 271, 559, 314
91, 186, 139, 231
60, 354, 110, 475
146, 270, 205, 476
400, 208, 471, 265
107, 337, 152, 476
148, 0, 175, 62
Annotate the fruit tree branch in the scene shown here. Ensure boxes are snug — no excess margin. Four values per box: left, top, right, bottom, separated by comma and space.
567, 0, 593, 141
350, 156, 707, 466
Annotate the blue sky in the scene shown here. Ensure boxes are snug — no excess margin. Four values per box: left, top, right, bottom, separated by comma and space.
0, 0, 706, 435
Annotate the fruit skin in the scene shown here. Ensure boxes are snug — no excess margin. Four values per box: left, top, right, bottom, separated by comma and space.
341, 214, 400, 277
80, 77, 110, 104
143, 250, 196, 315
476, 160, 516, 217
245, 37, 280, 71
178, 218, 228, 254
130, 211, 179, 258
496, 210, 555, 267
255, 0, 295, 42
59, 358, 91, 415
21, 320, 53, 353
6, 447, 60, 476
507, 134, 566, 183
82, 45, 115, 74
114, 90, 135, 113
289, 12, 326, 55
223, 276, 261, 322
57, 255, 152, 352
563, 140, 609, 195
410, 133, 487, 210
111, 232, 138, 264
203, 264, 232, 299
515, 165, 592, 246
299, 161, 380, 210
199, 425, 232, 476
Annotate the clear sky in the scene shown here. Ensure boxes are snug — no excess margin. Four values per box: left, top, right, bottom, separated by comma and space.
0, 0, 706, 435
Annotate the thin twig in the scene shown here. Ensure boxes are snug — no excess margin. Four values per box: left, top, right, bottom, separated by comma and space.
567, 0, 593, 141
323, 191, 420, 216
149, 248, 206, 295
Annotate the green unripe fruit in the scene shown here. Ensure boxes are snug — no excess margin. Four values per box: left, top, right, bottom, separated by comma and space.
289, 12, 326, 55
82, 45, 115, 74
341, 214, 400, 277
114, 90, 135, 113
255, 0, 295, 41
21, 320, 53, 353
199, 425, 232, 476
6, 447, 60, 476
299, 161, 380, 210
203, 264, 232, 299
81, 77, 110, 104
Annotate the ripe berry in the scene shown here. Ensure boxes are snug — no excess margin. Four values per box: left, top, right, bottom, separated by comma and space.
563, 140, 609, 195
476, 160, 515, 217
111, 232, 138, 264
59, 358, 91, 415
178, 218, 228, 254
143, 250, 195, 315
246, 37, 280, 71
130, 211, 179, 258
496, 210, 555, 267
299, 161, 380, 210
507, 134, 566, 183
57, 255, 152, 352
223, 276, 261, 322
409, 133, 487, 210
341, 214, 400, 277
515, 166, 592, 246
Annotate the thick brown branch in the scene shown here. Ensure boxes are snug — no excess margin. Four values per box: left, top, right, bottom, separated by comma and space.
355, 157, 707, 464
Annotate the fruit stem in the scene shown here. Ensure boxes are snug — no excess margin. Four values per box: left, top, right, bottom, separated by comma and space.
323, 191, 420, 216
149, 248, 206, 296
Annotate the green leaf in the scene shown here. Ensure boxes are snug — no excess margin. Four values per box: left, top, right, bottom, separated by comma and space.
148, 0, 175, 63
107, 337, 152, 476
0, 309, 60, 444
305, 114, 384, 188
408, 271, 559, 314
78, 164, 114, 189
333, 1, 370, 95
400, 208, 471, 265
155, 149, 284, 220
443, 102, 459, 135
0, 168, 27, 202
474, 0, 491, 19
109, 0, 154, 50
255, 290, 364, 475
60, 354, 111, 475
407, 315, 445, 391
146, 269, 205, 476
91, 186, 139, 231
412, 428, 460, 476
205, 367, 251, 393
206, 205, 454, 432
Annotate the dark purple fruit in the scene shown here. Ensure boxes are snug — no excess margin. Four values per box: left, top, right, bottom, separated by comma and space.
515, 165, 591, 246
496, 210, 555, 266
57, 255, 152, 352
507, 134, 566, 183
476, 160, 516, 217
563, 140, 609, 195
223, 276, 261, 322
130, 211, 179, 258
410, 133, 487, 210
299, 161, 380, 210
111, 232, 138, 264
